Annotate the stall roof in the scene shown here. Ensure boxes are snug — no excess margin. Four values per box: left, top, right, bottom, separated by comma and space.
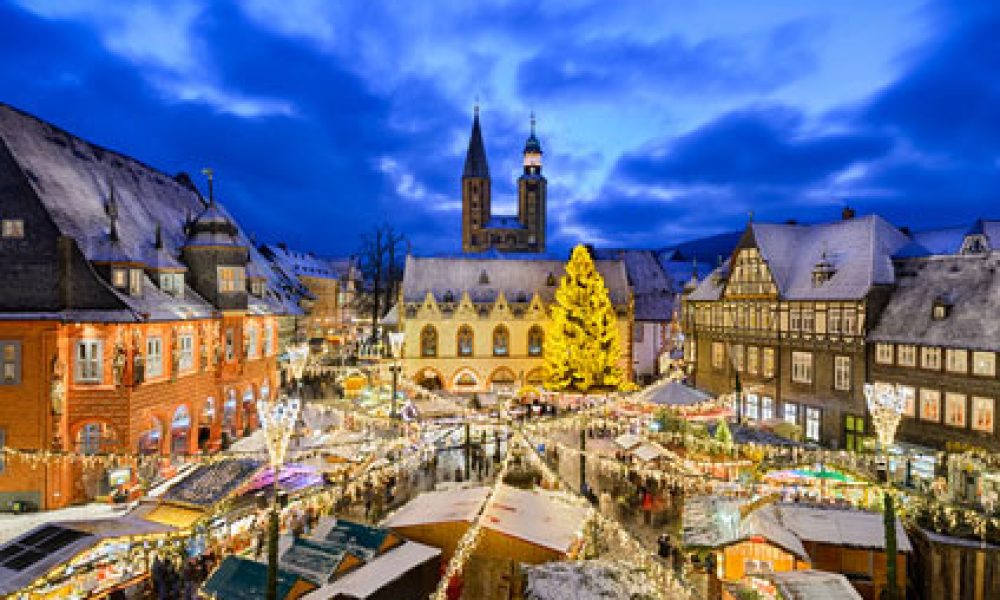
778, 504, 912, 553
201, 555, 316, 600
763, 570, 862, 600
631, 442, 669, 463
382, 486, 490, 529
160, 458, 263, 507
642, 381, 713, 407
484, 485, 589, 554
305, 541, 440, 599
613, 433, 644, 451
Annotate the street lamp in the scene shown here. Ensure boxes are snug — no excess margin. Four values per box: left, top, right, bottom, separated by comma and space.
257, 395, 301, 600
864, 382, 905, 600
388, 332, 406, 419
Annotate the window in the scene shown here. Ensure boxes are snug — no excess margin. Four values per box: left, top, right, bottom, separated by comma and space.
761, 396, 774, 420
178, 333, 194, 372
899, 385, 916, 417
225, 328, 235, 361
789, 307, 801, 332
875, 344, 894, 365
633, 323, 644, 343
946, 349, 968, 373
493, 326, 509, 357
218, 266, 246, 293
762, 348, 775, 378
146, 336, 163, 378
972, 397, 995, 433
528, 326, 544, 357
129, 268, 143, 295
805, 407, 821, 442
733, 344, 745, 372
77, 423, 117, 455
828, 310, 841, 335
726, 247, 776, 296
932, 303, 949, 320
1, 219, 24, 238
945, 393, 967, 427
922, 347, 942, 370
684, 339, 695, 362
784, 402, 799, 425
834, 356, 851, 391
973, 352, 996, 377
1, 341, 21, 385
75, 340, 102, 383
712, 342, 725, 370
897, 345, 916, 367
160, 273, 184, 297
745, 394, 759, 420
843, 309, 858, 335
920, 389, 941, 422
420, 326, 438, 357
801, 308, 814, 333
263, 325, 274, 356
112, 268, 127, 288
457, 326, 474, 357
245, 324, 258, 359
845, 415, 865, 452
747, 347, 759, 375
791, 351, 813, 384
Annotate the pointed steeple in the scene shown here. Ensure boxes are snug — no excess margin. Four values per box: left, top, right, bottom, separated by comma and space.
463, 103, 489, 179
524, 111, 542, 154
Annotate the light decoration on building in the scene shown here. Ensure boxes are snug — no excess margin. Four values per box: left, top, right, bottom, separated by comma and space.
864, 382, 906, 449
257, 396, 301, 470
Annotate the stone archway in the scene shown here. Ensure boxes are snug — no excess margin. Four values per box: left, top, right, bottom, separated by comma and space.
488, 366, 517, 391
414, 366, 445, 391
451, 367, 483, 392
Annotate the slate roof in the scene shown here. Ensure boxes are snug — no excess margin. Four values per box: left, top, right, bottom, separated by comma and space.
0, 102, 301, 317
870, 254, 1000, 352
896, 219, 1000, 257
593, 249, 674, 321
401, 255, 631, 306
689, 216, 909, 301
260, 243, 343, 280
463, 110, 489, 179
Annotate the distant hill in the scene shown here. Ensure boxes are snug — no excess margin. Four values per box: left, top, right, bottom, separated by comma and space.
664, 230, 741, 264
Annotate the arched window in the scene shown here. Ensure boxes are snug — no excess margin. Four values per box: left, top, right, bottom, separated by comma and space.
457, 325, 474, 357
493, 325, 509, 357
139, 418, 162, 455
528, 326, 544, 356
420, 326, 438, 357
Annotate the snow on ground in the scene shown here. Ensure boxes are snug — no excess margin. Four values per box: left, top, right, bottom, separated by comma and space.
0, 502, 130, 543
523, 561, 655, 600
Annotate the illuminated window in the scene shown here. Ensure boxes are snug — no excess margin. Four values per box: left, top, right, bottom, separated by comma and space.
897, 345, 916, 367
745, 394, 759, 420
762, 348, 775, 378
972, 397, 995, 433
76, 423, 118, 455
921, 347, 942, 370
225, 328, 235, 361
792, 352, 812, 384
920, 389, 941, 422
761, 396, 774, 420
746, 346, 759, 375
732, 344, 745, 372
945, 392, 967, 427
726, 247, 776, 296
263, 325, 274, 356
946, 349, 968, 373
111, 268, 127, 288
457, 325, 474, 357
528, 326, 544, 357
712, 342, 725, 369
973, 352, 996, 377
420, 326, 438, 357
146, 336, 163, 378
0, 341, 21, 385
218, 266, 246, 293
805, 407, 821, 442
898, 385, 916, 417
129, 269, 143, 296
493, 325, 509, 357
784, 402, 798, 425
245, 324, 258, 359
75, 340, 102, 383
178, 333, 194, 372
875, 344, 894, 365
2, 219, 24, 238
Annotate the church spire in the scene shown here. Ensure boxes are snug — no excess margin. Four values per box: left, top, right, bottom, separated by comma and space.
463, 104, 490, 179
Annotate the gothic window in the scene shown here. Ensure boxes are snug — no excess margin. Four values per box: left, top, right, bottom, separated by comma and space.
493, 325, 509, 357
528, 326, 544, 356
420, 326, 438, 357
457, 326, 474, 357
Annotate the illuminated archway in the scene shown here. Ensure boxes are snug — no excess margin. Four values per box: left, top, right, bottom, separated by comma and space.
171, 405, 191, 456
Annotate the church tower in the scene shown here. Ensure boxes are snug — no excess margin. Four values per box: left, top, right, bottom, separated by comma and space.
518, 113, 546, 252
462, 104, 491, 253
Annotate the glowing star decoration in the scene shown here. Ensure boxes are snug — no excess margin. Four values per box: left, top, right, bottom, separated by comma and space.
545, 244, 624, 392
257, 397, 301, 469
864, 382, 906, 449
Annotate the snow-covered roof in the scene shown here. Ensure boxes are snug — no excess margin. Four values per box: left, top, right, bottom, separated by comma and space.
762, 570, 862, 600
382, 486, 490, 528
260, 243, 343, 280
0, 103, 301, 317
614, 433, 644, 451
523, 560, 656, 600
896, 220, 1000, 257
485, 485, 589, 553
643, 381, 713, 406
593, 249, 675, 321
778, 504, 912, 553
401, 255, 631, 306
631, 442, 669, 462
689, 216, 910, 301
305, 541, 440, 599
869, 255, 1000, 352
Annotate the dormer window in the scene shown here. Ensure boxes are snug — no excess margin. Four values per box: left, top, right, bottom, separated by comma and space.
811, 253, 835, 287
1, 219, 24, 239
160, 273, 185, 298
111, 268, 127, 288
249, 280, 264, 296
479, 270, 490, 285
129, 269, 143, 296
218, 266, 246, 293
961, 234, 988, 255
932, 301, 951, 321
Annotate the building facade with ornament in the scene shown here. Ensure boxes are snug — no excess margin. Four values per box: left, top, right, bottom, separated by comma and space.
398, 254, 633, 394
0, 103, 300, 510
682, 211, 909, 450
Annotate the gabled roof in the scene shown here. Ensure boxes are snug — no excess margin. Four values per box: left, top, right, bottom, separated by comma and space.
402, 255, 631, 306
897, 219, 1000, 257
593, 248, 675, 321
201, 556, 315, 600
690, 216, 909, 301
869, 254, 1000, 352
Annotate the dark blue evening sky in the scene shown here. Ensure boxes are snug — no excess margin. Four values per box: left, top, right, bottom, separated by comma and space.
1, 0, 997, 256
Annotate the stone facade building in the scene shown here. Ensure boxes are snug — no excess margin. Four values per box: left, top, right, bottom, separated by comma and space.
868, 220, 1000, 452
398, 255, 632, 393
0, 103, 298, 509
682, 213, 909, 449
461, 107, 546, 254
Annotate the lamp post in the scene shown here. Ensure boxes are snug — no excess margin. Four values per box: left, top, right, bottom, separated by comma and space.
258, 396, 301, 600
864, 382, 905, 600
388, 332, 406, 419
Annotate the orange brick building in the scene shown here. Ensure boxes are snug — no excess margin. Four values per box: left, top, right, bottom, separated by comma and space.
0, 103, 300, 509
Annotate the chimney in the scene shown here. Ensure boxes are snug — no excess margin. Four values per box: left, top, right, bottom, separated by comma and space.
842, 205, 856, 220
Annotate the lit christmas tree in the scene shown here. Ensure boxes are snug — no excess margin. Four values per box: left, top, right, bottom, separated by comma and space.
545, 245, 624, 392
